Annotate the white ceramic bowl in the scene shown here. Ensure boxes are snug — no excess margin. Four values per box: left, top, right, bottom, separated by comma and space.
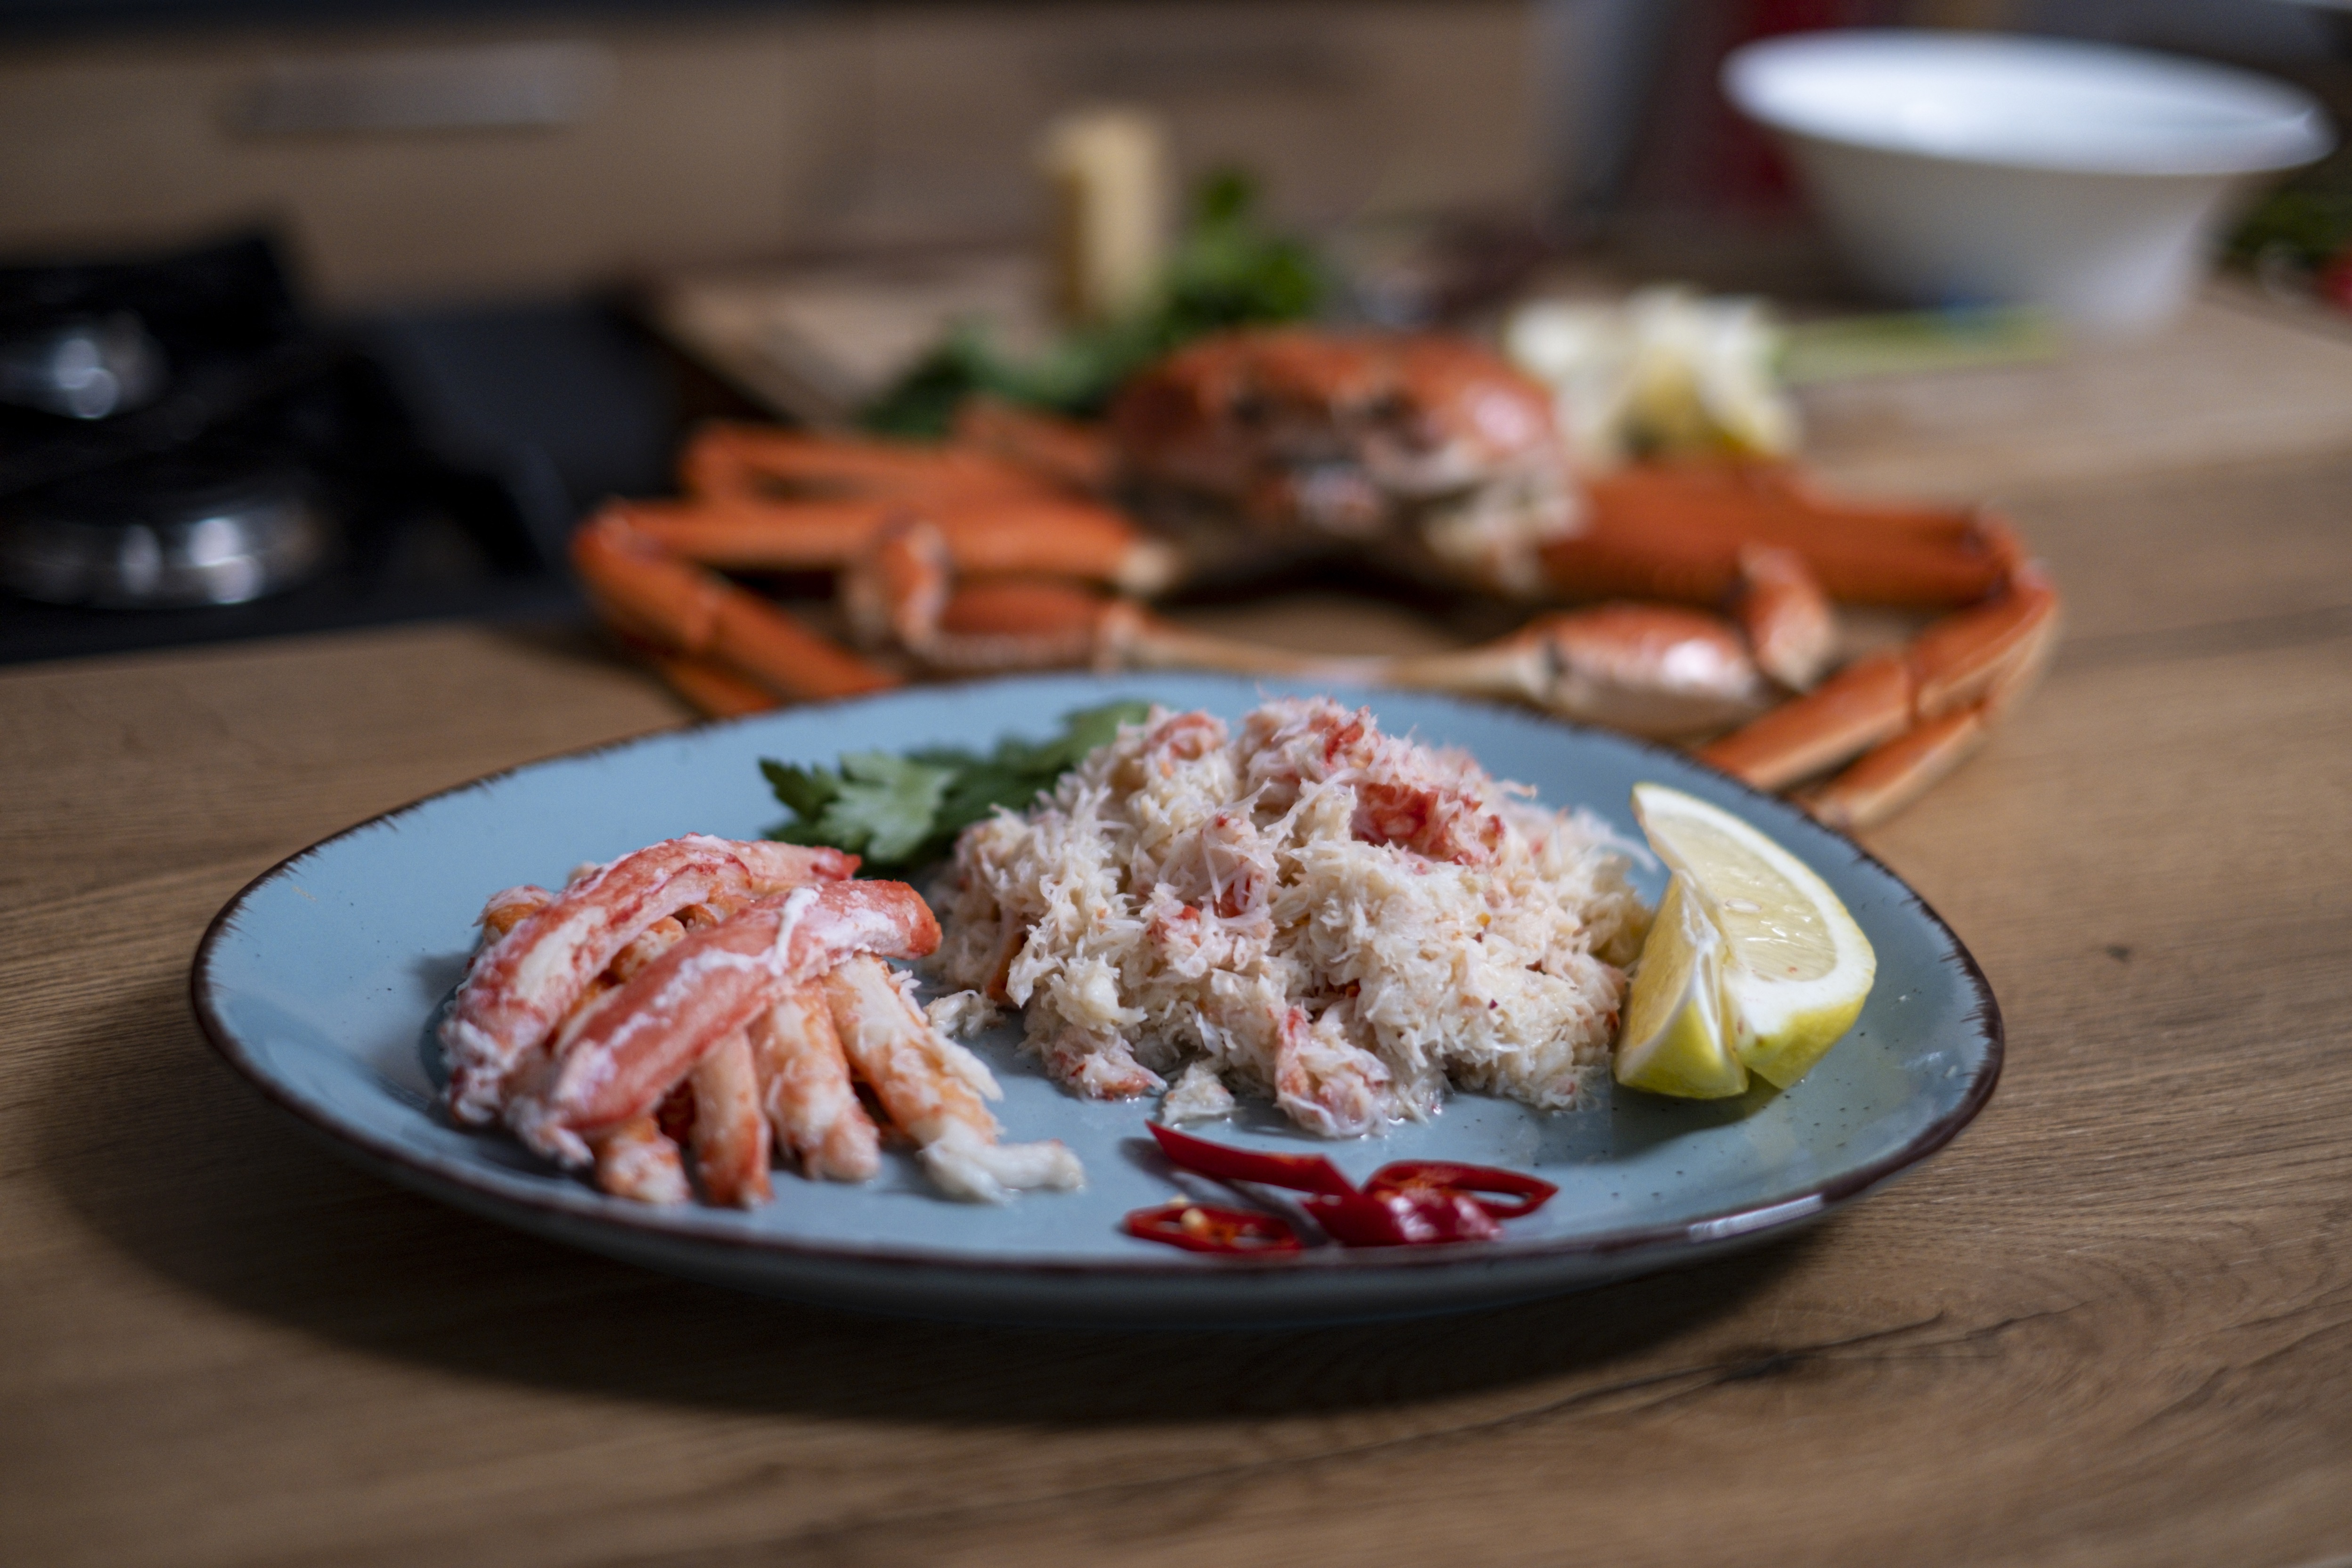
1723, 32, 2335, 329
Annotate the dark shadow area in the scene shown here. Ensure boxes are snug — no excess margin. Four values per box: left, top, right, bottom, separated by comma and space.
43, 974, 1812, 1427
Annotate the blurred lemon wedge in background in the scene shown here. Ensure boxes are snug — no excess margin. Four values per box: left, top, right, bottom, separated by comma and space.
1615, 784, 1877, 1098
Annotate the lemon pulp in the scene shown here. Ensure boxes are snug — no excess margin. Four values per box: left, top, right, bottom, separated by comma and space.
1614, 784, 1877, 1097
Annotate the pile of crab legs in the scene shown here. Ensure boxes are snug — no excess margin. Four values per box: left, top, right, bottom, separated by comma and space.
441, 833, 1082, 1207
574, 328, 2060, 833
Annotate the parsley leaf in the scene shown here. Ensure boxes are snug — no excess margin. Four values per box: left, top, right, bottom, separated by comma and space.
760, 701, 1152, 872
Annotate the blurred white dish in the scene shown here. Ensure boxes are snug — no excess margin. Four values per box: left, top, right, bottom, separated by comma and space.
1723, 31, 2334, 329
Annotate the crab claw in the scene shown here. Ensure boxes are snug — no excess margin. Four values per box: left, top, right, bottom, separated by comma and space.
1701, 566, 2062, 826
1380, 604, 1772, 738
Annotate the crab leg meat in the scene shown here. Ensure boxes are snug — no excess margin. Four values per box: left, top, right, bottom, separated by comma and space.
751, 985, 882, 1182
479, 884, 554, 941
588, 1117, 694, 1207
686, 1028, 774, 1208
822, 954, 1084, 1203
505, 881, 942, 1167
441, 836, 857, 1124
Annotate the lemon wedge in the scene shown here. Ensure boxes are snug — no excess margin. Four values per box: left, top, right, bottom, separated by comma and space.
1615, 783, 1877, 1097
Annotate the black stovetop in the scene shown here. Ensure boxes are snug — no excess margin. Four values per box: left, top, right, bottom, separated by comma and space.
0, 232, 678, 664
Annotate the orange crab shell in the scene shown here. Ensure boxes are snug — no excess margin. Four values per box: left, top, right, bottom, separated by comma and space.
1109, 327, 1562, 507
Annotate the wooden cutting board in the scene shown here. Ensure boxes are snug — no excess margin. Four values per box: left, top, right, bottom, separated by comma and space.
649, 255, 2352, 500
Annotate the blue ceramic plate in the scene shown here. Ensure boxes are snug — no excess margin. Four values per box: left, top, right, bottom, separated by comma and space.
192, 674, 2000, 1327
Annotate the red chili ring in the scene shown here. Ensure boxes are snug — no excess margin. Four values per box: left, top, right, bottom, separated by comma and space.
1122, 1200, 1303, 1256
1147, 1122, 1357, 1197
1364, 1160, 1559, 1220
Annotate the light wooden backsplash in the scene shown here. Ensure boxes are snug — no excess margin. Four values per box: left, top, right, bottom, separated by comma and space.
0, 0, 1542, 307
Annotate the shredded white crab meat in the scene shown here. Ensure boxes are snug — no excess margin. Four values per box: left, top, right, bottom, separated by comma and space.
933, 697, 1649, 1136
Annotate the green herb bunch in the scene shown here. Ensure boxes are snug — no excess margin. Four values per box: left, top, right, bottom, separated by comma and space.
759, 701, 1151, 872
861, 168, 1324, 438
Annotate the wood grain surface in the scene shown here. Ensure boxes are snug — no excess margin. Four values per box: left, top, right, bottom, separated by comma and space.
3, 452, 2350, 1568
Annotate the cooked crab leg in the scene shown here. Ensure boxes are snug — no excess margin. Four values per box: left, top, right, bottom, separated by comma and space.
1730, 544, 1837, 691
751, 985, 882, 1182
630, 493, 1177, 595
505, 881, 942, 1167
686, 1028, 774, 1208
840, 516, 953, 653
683, 424, 1055, 505
441, 836, 856, 1124
854, 548, 1779, 738
951, 395, 1119, 494
843, 530, 1358, 680
822, 954, 1085, 1202
1701, 567, 2061, 825
571, 508, 900, 703
1557, 467, 2018, 609
1802, 704, 1993, 831
641, 647, 782, 719
1377, 604, 1772, 739
1696, 651, 1913, 792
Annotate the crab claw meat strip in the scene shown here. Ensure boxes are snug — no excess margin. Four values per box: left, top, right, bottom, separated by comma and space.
590, 1116, 693, 1207
441, 834, 858, 1123
751, 984, 883, 1182
822, 954, 1084, 1203
686, 1028, 774, 1209
504, 880, 941, 1168
935, 698, 1646, 1137
480, 884, 555, 940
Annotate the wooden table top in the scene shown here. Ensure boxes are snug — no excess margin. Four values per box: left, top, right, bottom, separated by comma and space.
5, 435, 2351, 1564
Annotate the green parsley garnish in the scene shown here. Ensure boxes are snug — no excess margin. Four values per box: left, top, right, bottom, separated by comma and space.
759, 700, 1152, 872
859, 168, 1324, 437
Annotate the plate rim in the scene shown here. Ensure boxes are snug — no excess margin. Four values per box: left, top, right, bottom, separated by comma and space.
188, 675, 2005, 1283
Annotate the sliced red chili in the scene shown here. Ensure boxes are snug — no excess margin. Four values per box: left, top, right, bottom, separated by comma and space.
1147, 1122, 1356, 1197
1123, 1200, 1302, 1256
1364, 1161, 1558, 1220
1305, 1183, 1502, 1247
1136, 1128, 1556, 1251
